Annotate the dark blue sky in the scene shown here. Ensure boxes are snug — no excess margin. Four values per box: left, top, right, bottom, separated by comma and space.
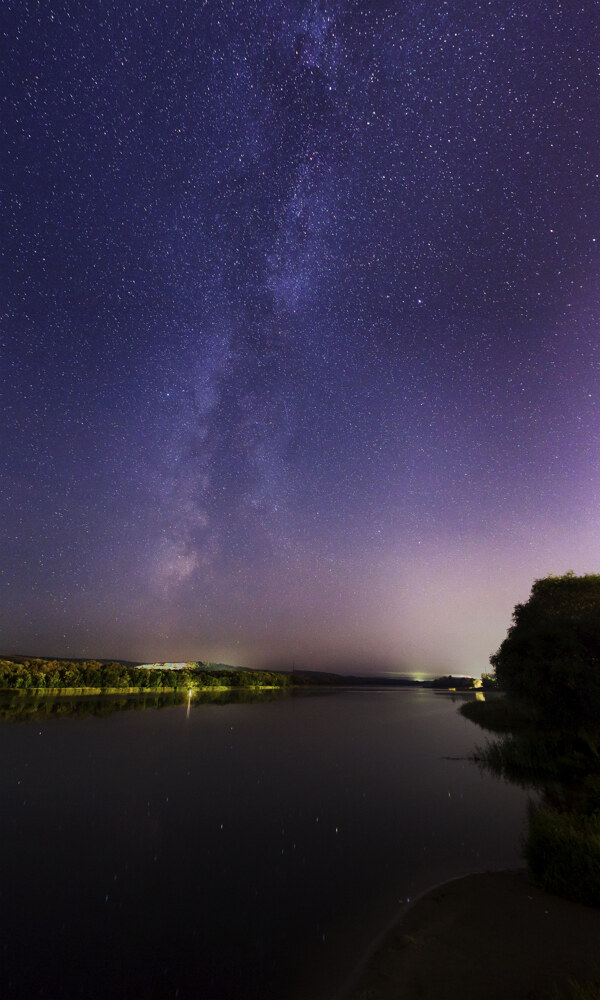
2, 0, 599, 674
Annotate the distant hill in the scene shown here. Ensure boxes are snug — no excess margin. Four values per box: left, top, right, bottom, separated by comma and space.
278, 669, 424, 687
0, 654, 144, 669
0, 655, 245, 671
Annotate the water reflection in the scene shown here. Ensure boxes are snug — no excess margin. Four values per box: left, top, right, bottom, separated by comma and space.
464, 699, 597, 795
0, 685, 345, 723
0, 690, 185, 722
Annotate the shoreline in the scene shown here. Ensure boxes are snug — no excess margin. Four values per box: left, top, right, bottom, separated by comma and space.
0, 685, 464, 697
340, 869, 600, 999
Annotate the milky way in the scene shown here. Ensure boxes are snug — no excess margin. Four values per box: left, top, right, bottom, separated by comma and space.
2, 1, 600, 673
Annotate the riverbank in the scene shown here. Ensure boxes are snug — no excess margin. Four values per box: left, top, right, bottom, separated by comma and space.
343, 870, 600, 1000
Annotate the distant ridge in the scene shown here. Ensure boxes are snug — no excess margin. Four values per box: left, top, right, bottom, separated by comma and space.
0, 654, 145, 669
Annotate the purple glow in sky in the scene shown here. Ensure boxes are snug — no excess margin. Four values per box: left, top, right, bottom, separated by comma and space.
2, 1, 599, 674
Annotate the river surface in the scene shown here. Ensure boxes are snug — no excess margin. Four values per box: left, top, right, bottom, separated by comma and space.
1, 688, 531, 999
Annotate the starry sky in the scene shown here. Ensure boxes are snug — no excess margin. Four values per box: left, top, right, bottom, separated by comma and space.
2, 0, 599, 675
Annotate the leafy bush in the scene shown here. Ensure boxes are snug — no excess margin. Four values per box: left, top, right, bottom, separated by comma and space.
524, 806, 600, 906
553, 975, 600, 999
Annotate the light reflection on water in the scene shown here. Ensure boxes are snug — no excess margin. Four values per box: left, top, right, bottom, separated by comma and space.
0, 688, 530, 999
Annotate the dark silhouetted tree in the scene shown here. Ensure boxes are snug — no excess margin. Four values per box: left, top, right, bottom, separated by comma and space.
491, 573, 600, 726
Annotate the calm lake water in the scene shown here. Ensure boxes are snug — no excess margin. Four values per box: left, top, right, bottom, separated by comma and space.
1, 688, 530, 999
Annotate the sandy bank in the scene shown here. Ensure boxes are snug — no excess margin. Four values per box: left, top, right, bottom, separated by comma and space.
343, 870, 600, 999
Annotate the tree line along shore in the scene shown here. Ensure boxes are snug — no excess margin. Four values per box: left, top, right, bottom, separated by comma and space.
0, 657, 493, 693
0, 659, 296, 693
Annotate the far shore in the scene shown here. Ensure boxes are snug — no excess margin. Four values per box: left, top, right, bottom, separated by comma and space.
0, 685, 282, 696
341, 870, 600, 1000
0, 684, 475, 696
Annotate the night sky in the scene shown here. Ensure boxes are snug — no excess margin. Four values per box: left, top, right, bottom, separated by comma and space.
2, 1, 599, 675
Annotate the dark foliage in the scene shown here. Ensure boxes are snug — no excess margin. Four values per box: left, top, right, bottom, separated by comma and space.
429, 675, 476, 690
490, 573, 600, 726
461, 574, 600, 906
459, 696, 538, 734
524, 807, 600, 907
